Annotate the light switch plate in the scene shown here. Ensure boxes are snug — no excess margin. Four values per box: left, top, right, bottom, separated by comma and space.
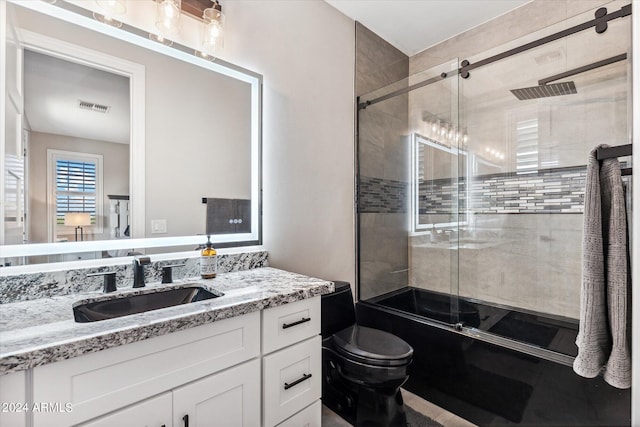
151, 219, 167, 234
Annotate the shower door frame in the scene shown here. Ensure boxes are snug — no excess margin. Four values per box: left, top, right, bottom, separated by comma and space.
355, 0, 634, 371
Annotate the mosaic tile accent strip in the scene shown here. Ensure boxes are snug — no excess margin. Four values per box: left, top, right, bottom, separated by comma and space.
419, 166, 588, 214
359, 176, 408, 213
0, 251, 268, 304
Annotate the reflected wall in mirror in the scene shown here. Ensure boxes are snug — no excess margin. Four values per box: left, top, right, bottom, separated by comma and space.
411, 131, 532, 232
25, 49, 131, 247
1, 0, 262, 267
412, 133, 466, 231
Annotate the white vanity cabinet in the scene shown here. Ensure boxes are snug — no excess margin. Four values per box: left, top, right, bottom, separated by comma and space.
0, 371, 28, 427
173, 359, 260, 427
262, 297, 322, 427
33, 312, 260, 426
172, 358, 260, 427
79, 392, 172, 426
1, 295, 324, 427
83, 359, 260, 427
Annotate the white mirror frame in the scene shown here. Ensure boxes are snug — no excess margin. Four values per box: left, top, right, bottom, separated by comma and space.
0, 0, 262, 265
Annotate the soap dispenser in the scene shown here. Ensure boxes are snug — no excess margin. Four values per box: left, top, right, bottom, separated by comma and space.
200, 235, 217, 279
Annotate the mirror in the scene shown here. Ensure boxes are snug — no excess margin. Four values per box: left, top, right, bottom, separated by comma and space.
411, 132, 508, 232
1, 0, 262, 266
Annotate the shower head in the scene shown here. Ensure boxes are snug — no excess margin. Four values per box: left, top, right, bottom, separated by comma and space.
510, 81, 577, 100
510, 53, 627, 100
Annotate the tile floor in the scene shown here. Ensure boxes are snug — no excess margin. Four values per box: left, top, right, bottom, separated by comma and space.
321, 388, 477, 427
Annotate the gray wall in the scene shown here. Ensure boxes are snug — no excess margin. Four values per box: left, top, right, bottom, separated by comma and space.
223, 1, 356, 286
356, 23, 409, 300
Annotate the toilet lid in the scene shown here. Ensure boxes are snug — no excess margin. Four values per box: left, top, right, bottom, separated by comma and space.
333, 325, 413, 367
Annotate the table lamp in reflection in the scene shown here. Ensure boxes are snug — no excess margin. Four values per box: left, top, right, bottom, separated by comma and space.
64, 212, 91, 241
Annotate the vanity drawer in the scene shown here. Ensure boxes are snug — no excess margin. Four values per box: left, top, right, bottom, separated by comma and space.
0, 371, 27, 427
262, 296, 320, 354
263, 335, 321, 427
33, 312, 260, 427
276, 400, 321, 427
79, 392, 172, 427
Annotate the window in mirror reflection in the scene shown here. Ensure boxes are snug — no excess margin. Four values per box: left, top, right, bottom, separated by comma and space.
49, 150, 102, 242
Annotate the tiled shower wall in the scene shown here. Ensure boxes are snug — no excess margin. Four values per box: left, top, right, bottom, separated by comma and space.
404, 0, 630, 319
356, 23, 409, 300
359, 176, 408, 214
419, 166, 587, 214
358, 0, 630, 311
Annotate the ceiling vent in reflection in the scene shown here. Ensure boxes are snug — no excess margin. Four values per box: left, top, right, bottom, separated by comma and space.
78, 100, 111, 114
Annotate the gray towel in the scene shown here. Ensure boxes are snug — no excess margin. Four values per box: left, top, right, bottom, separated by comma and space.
573, 144, 631, 389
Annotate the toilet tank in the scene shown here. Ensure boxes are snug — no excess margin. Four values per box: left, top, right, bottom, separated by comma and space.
321, 281, 356, 338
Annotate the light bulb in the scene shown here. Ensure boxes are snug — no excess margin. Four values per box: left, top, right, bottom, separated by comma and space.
96, 0, 126, 15
200, 1, 225, 57
155, 0, 181, 36
93, 0, 126, 27
149, 33, 173, 46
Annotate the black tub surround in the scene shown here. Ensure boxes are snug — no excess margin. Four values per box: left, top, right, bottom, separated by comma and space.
357, 287, 631, 426
373, 287, 579, 356
0, 267, 333, 375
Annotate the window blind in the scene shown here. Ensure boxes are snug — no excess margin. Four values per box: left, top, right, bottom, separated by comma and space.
55, 159, 97, 225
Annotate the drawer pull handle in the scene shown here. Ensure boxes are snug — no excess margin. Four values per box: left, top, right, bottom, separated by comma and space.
284, 373, 313, 390
183, 414, 189, 427
282, 317, 311, 329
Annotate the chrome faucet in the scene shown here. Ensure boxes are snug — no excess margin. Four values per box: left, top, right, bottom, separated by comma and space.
133, 256, 151, 288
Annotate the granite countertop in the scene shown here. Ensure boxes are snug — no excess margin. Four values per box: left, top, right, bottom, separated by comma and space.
0, 267, 334, 375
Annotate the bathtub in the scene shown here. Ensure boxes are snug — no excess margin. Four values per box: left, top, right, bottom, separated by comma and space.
356, 287, 631, 426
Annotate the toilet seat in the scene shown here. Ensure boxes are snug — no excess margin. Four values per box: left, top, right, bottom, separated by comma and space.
332, 325, 413, 367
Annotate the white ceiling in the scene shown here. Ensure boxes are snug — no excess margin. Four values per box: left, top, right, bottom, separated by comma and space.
23, 49, 130, 145
325, 0, 532, 56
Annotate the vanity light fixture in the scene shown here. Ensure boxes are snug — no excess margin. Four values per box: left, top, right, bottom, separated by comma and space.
93, 0, 127, 28
91, 0, 229, 59
64, 212, 92, 242
422, 113, 469, 147
154, 0, 182, 38
149, 32, 175, 47
197, 0, 225, 59
462, 128, 469, 145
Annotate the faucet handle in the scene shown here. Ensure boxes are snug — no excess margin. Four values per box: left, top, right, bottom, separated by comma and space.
161, 264, 186, 284
135, 255, 151, 265
87, 271, 117, 293
133, 256, 152, 288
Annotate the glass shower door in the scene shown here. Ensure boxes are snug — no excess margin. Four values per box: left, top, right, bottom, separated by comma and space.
357, 59, 463, 325
457, 1, 631, 353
